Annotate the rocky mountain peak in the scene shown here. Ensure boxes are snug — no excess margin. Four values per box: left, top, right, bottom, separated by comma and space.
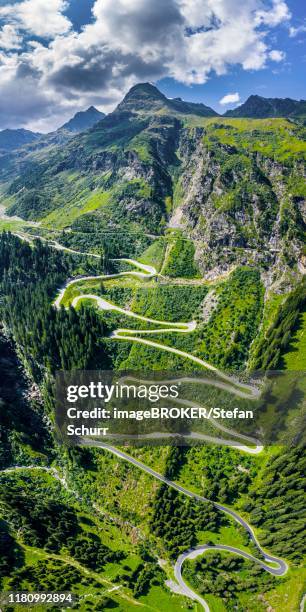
117, 82, 168, 113
117, 82, 218, 117
60, 106, 106, 133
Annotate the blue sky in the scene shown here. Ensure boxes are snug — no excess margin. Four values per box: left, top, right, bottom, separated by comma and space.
0, 0, 305, 131
159, 0, 306, 113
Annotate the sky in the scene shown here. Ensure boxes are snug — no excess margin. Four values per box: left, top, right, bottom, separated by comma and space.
0, 0, 305, 132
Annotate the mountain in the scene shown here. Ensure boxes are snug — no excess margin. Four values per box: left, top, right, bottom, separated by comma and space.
1, 82, 305, 285
225, 95, 306, 119
167, 96, 218, 116
117, 82, 218, 116
59, 106, 105, 133
0, 81, 305, 612
0, 128, 42, 151
0, 107, 106, 163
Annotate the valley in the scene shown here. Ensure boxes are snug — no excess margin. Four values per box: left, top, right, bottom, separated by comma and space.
0, 83, 305, 612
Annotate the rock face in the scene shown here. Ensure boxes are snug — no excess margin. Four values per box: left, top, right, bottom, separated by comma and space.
171, 125, 305, 282
201, 289, 219, 323
1, 84, 305, 283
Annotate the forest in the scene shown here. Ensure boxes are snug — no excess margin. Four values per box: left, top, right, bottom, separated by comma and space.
252, 278, 306, 369
183, 550, 278, 610
0, 229, 305, 611
0, 232, 110, 377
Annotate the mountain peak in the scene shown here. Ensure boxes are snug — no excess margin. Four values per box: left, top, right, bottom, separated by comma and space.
117, 82, 167, 113
117, 82, 218, 117
224, 95, 306, 118
126, 82, 166, 97
0, 128, 41, 151
60, 106, 105, 133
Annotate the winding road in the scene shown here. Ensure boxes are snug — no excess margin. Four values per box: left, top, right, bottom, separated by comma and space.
80, 441, 287, 610
174, 544, 286, 612
52, 255, 289, 610
1, 233, 288, 609
55, 259, 259, 400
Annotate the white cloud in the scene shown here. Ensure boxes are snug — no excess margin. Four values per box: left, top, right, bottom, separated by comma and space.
269, 49, 285, 61
219, 92, 240, 105
255, 0, 291, 27
0, 0, 291, 130
289, 23, 306, 38
0, 0, 71, 38
0, 25, 22, 50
